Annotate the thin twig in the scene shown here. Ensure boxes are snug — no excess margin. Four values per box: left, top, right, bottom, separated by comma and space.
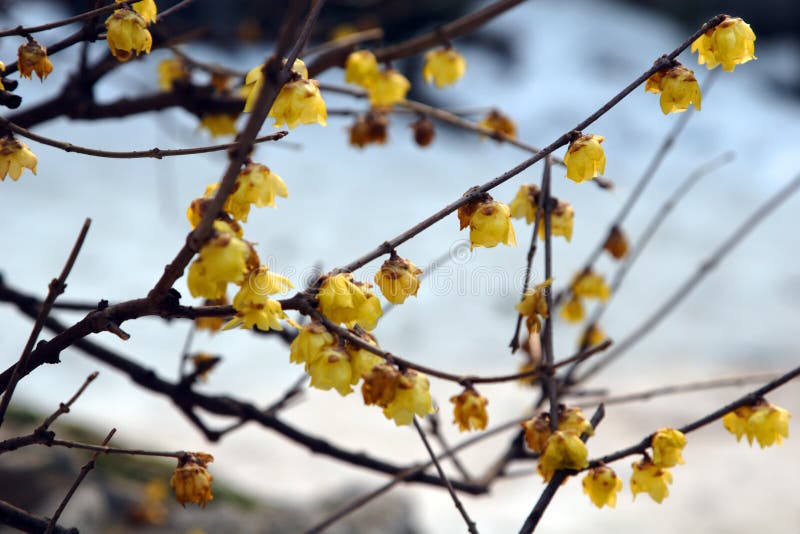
38, 372, 99, 431
540, 158, 558, 429
428, 412, 473, 481
0, 499, 77, 534
0, 218, 91, 429
413, 418, 479, 534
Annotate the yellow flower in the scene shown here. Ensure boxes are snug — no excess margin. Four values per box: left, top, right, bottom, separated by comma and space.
290, 322, 335, 367
578, 323, 606, 349
560, 296, 585, 323
223, 267, 292, 331
422, 47, 467, 88
158, 58, 189, 91
105, 9, 152, 62
187, 222, 252, 300
522, 413, 552, 454
345, 50, 378, 87
195, 297, 228, 333
0, 61, 5, 91
564, 134, 606, 183
366, 68, 410, 108
450, 389, 489, 432
558, 406, 594, 437
17, 41, 53, 81
362, 363, 400, 408
582, 466, 623, 508
630, 457, 672, 503
745, 402, 791, 448
222, 163, 288, 222
190, 353, 220, 382
374, 255, 423, 304
651, 428, 687, 468
516, 278, 553, 334
572, 271, 611, 302
308, 346, 354, 396
349, 111, 388, 148
645, 64, 701, 115
537, 431, 589, 482
477, 109, 516, 139
691, 16, 756, 72
508, 185, 574, 242
0, 136, 38, 181
118, 0, 157, 24
722, 405, 754, 442
199, 114, 238, 137
316, 273, 382, 330
509, 184, 540, 224
170, 453, 214, 508
267, 78, 327, 129
603, 226, 629, 259
383, 370, 435, 426
541, 199, 575, 242
346, 332, 384, 384
468, 200, 516, 249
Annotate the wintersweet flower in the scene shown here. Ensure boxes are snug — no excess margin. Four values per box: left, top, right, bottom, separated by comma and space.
645, 64, 702, 115
199, 114, 237, 137
564, 134, 606, 183
516, 278, 553, 334
572, 271, 611, 302
366, 68, 410, 107
186, 222, 252, 299
578, 323, 606, 349
560, 296, 585, 323
450, 389, 489, 432
540, 199, 575, 242
383, 370, 435, 426
17, 41, 53, 81
158, 58, 189, 91
118, 0, 157, 24
226, 163, 288, 221
374, 255, 423, 304
468, 200, 517, 249
242, 60, 303, 112
422, 47, 467, 88
522, 413, 552, 453
747, 403, 790, 448
105, 9, 152, 62
582, 466, 623, 508
289, 322, 335, 367
170, 453, 214, 508
308, 346, 354, 396
316, 273, 382, 330
223, 268, 292, 331
630, 457, 673, 503
344, 50, 379, 87
362, 363, 401, 408
537, 431, 589, 482
692, 16, 756, 72
508, 185, 575, 242
346, 331, 384, 384
651, 428, 687, 468
509, 184, 540, 224
268, 78, 327, 129
0, 136, 38, 181
477, 109, 516, 139
558, 407, 594, 437
603, 226, 629, 259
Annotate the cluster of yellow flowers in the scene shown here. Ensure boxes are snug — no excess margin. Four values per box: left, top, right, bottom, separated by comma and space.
458, 195, 517, 250
629, 428, 687, 503
561, 270, 611, 324
722, 399, 790, 448
316, 273, 383, 330
105, 0, 157, 62
522, 407, 593, 482
345, 50, 410, 107
170, 452, 214, 508
242, 59, 327, 129
17, 40, 53, 81
0, 135, 37, 181
509, 184, 575, 242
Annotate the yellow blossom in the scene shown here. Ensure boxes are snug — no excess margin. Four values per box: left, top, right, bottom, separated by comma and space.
477, 109, 516, 139
603, 226, 629, 259
199, 114, 238, 137
541, 199, 575, 242
630, 457, 673, 503
366, 68, 410, 107
559, 406, 594, 437
0, 136, 37, 181
582, 466, 623, 508
170, 453, 213, 508
118, 0, 157, 24
572, 271, 611, 302
0, 61, 5, 90
374, 255, 423, 304
744, 402, 791, 448
722, 405, 754, 443
267, 78, 327, 129
509, 185, 575, 242
691, 16, 756, 72
645, 64, 702, 115
450, 389, 489, 432
468, 200, 516, 249
362, 363, 400, 408
564, 134, 606, 183
17, 41, 53, 81
578, 323, 606, 349
422, 47, 467, 88
316, 273, 382, 330
221, 163, 288, 222
289, 322, 335, 367
560, 297, 585, 323
509, 184, 540, 224
383, 370, 435, 426
651, 428, 687, 468
537, 431, 589, 482
158, 58, 189, 91
308, 346, 354, 396
345, 50, 378, 87
516, 278, 553, 333
195, 296, 227, 332
186, 222, 252, 300
190, 353, 220, 381
105, 9, 152, 62
223, 268, 292, 331
346, 332, 384, 384
522, 413, 552, 453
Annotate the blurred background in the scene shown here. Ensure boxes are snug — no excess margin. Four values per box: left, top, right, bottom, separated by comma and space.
1, 0, 799, 532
